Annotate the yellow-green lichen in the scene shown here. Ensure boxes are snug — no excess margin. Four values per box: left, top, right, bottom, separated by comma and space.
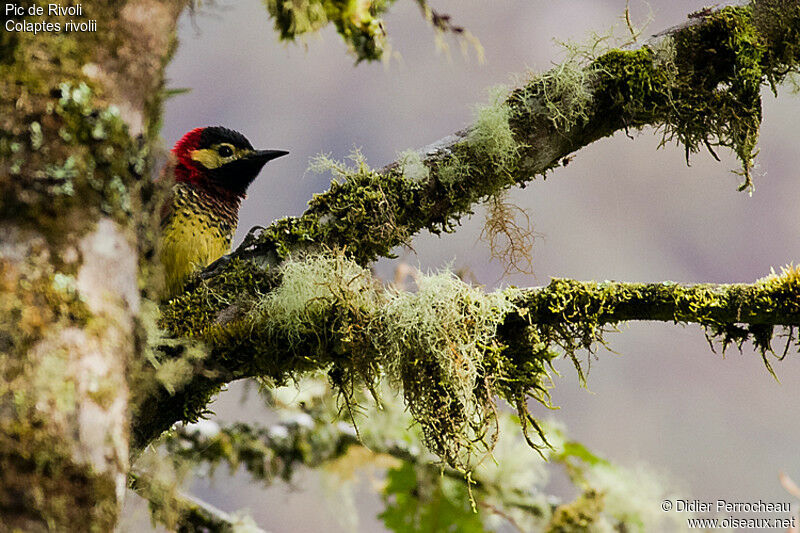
523, 54, 596, 133
396, 149, 429, 182
255, 250, 381, 343
381, 270, 520, 467
439, 85, 523, 189
263, 0, 392, 61
0, 417, 119, 532
245, 252, 543, 469
546, 490, 604, 533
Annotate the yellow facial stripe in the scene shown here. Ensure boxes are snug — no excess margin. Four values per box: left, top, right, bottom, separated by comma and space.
190, 145, 252, 169
190, 148, 223, 169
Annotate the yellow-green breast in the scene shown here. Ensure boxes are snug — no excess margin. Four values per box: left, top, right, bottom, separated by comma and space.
160, 182, 239, 297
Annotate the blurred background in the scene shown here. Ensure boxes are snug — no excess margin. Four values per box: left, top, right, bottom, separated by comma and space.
121, 1, 800, 530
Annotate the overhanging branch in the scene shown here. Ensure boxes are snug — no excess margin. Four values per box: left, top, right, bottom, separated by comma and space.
165, 0, 800, 336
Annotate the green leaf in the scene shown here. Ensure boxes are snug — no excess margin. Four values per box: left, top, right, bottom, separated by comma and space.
379, 463, 487, 533
559, 441, 610, 467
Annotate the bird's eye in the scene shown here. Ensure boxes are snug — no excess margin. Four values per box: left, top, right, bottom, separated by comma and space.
218, 145, 234, 157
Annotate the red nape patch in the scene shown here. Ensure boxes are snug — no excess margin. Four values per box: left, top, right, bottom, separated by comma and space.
172, 127, 204, 157
171, 128, 205, 184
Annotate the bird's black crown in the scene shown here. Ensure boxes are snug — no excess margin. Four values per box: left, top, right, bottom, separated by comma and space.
200, 126, 254, 150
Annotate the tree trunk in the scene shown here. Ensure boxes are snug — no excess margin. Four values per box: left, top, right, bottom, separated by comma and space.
0, 1, 186, 529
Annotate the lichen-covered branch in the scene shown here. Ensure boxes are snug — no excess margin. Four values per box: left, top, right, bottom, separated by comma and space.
155, 380, 680, 532
241, 0, 799, 266
143, 0, 800, 458
0, 0, 187, 529
163, 0, 800, 332
505, 268, 800, 378
519, 277, 800, 328
262, 0, 477, 62
130, 470, 267, 533
137, 254, 800, 463
163, 418, 549, 527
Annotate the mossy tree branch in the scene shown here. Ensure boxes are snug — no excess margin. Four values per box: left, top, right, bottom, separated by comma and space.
161, 0, 800, 335
130, 471, 267, 533
136, 252, 800, 464
162, 419, 549, 526
140, 0, 800, 456
504, 272, 800, 377
156, 382, 686, 531
518, 278, 800, 328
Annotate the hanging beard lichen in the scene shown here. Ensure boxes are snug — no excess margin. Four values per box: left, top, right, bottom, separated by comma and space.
249, 252, 555, 469
380, 271, 520, 468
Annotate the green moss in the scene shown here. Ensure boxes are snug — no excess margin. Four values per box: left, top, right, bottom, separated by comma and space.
153, 257, 800, 472
248, 151, 430, 266
0, 417, 119, 532
159, 257, 273, 338
263, 0, 393, 61
161, 252, 550, 466
159, 255, 797, 467
131, 297, 220, 451
546, 490, 604, 533
467, 86, 521, 169
511, 272, 800, 383
705, 264, 800, 372
590, 7, 764, 190
504, 5, 791, 192
753, 1, 800, 88
1, 81, 143, 238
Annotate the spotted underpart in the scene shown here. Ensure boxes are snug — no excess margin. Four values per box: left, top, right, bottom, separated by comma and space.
160, 181, 240, 297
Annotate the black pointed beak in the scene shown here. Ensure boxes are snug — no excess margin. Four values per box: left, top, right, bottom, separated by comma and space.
248, 149, 289, 163
213, 149, 289, 196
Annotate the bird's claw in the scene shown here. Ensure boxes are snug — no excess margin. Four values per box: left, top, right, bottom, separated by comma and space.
200, 254, 232, 280
240, 225, 266, 250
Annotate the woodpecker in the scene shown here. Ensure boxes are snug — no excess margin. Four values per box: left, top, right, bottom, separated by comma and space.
159, 126, 288, 297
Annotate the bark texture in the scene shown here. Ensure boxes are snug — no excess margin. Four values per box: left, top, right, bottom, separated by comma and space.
0, 1, 186, 529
